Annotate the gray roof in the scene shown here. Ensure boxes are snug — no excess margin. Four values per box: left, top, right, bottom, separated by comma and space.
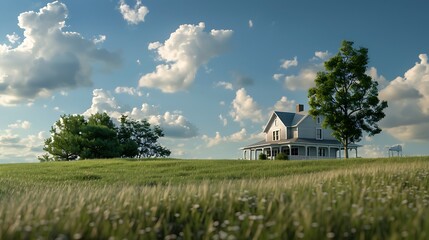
274, 111, 306, 126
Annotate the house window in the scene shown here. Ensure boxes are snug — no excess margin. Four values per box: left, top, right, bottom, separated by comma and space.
319, 148, 326, 157
291, 147, 299, 155
316, 128, 323, 140
317, 116, 321, 125
272, 130, 279, 141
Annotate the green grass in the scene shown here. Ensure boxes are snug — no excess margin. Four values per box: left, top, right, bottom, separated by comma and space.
1, 157, 429, 239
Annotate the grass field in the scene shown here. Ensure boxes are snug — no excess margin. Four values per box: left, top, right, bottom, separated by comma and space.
1, 157, 429, 239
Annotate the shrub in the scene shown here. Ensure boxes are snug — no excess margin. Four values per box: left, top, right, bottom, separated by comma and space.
258, 153, 267, 160
275, 152, 289, 160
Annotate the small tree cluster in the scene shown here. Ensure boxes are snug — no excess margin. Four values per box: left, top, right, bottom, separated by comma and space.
42, 113, 170, 161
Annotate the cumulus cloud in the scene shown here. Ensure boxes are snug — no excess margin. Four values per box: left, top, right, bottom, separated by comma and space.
139, 22, 233, 93
219, 114, 228, 126
281, 56, 298, 69
359, 144, 386, 158
230, 88, 263, 123
93, 35, 107, 44
83, 89, 122, 117
283, 67, 318, 91
115, 86, 143, 96
367, 67, 389, 90
0, 129, 47, 163
379, 54, 429, 141
273, 73, 284, 81
314, 50, 330, 60
8, 120, 31, 129
83, 89, 198, 138
6, 32, 20, 44
272, 96, 296, 112
215, 81, 234, 90
0, 1, 120, 106
202, 128, 247, 147
119, 0, 149, 25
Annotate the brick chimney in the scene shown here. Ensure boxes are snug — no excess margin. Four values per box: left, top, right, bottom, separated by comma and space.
296, 104, 304, 113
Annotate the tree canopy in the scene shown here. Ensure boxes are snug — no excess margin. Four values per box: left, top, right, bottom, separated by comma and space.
308, 40, 388, 158
42, 113, 171, 161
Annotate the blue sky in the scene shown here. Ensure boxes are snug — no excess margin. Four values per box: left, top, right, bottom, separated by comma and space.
1, 0, 429, 163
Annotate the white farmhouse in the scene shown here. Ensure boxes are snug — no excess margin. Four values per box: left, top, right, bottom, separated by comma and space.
241, 104, 360, 160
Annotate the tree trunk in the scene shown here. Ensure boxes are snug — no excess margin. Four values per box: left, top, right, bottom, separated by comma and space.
344, 140, 349, 159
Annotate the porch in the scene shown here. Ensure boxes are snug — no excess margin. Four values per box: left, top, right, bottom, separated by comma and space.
241, 139, 359, 160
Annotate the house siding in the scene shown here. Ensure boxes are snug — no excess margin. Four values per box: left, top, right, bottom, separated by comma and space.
297, 116, 336, 140
266, 115, 287, 141
295, 117, 314, 138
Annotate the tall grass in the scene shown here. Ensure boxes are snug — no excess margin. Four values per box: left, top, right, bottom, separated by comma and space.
0, 158, 428, 239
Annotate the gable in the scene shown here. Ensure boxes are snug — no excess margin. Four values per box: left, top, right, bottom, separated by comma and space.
263, 111, 308, 133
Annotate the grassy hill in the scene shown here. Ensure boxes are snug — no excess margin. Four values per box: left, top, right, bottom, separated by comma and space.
1, 157, 429, 239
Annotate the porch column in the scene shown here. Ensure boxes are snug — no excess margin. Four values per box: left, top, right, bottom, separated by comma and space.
305, 146, 308, 158
328, 147, 331, 158
270, 146, 273, 160
316, 146, 319, 159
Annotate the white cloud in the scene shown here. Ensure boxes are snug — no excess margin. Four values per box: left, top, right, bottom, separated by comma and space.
0, 130, 47, 163
229, 128, 247, 141
248, 20, 253, 28
230, 88, 263, 123
283, 67, 318, 91
202, 128, 247, 147
281, 56, 298, 69
115, 86, 143, 96
93, 35, 106, 44
215, 81, 234, 90
272, 96, 296, 112
379, 54, 429, 141
359, 144, 386, 158
83, 89, 198, 138
367, 67, 389, 90
0, 2, 120, 106
202, 132, 223, 147
219, 114, 228, 126
273, 73, 284, 81
119, 0, 149, 25
139, 22, 233, 93
314, 50, 330, 60
6, 32, 20, 44
83, 89, 122, 117
8, 120, 31, 129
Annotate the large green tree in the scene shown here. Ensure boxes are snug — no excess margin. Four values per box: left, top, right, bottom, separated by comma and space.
43, 114, 86, 161
80, 113, 121, 159
308, 40, 388, 158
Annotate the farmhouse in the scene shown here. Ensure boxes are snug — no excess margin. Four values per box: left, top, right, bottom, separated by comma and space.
241, 104, 360, 160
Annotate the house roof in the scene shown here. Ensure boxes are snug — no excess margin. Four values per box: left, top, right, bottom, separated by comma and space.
263, 111, 307, 133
